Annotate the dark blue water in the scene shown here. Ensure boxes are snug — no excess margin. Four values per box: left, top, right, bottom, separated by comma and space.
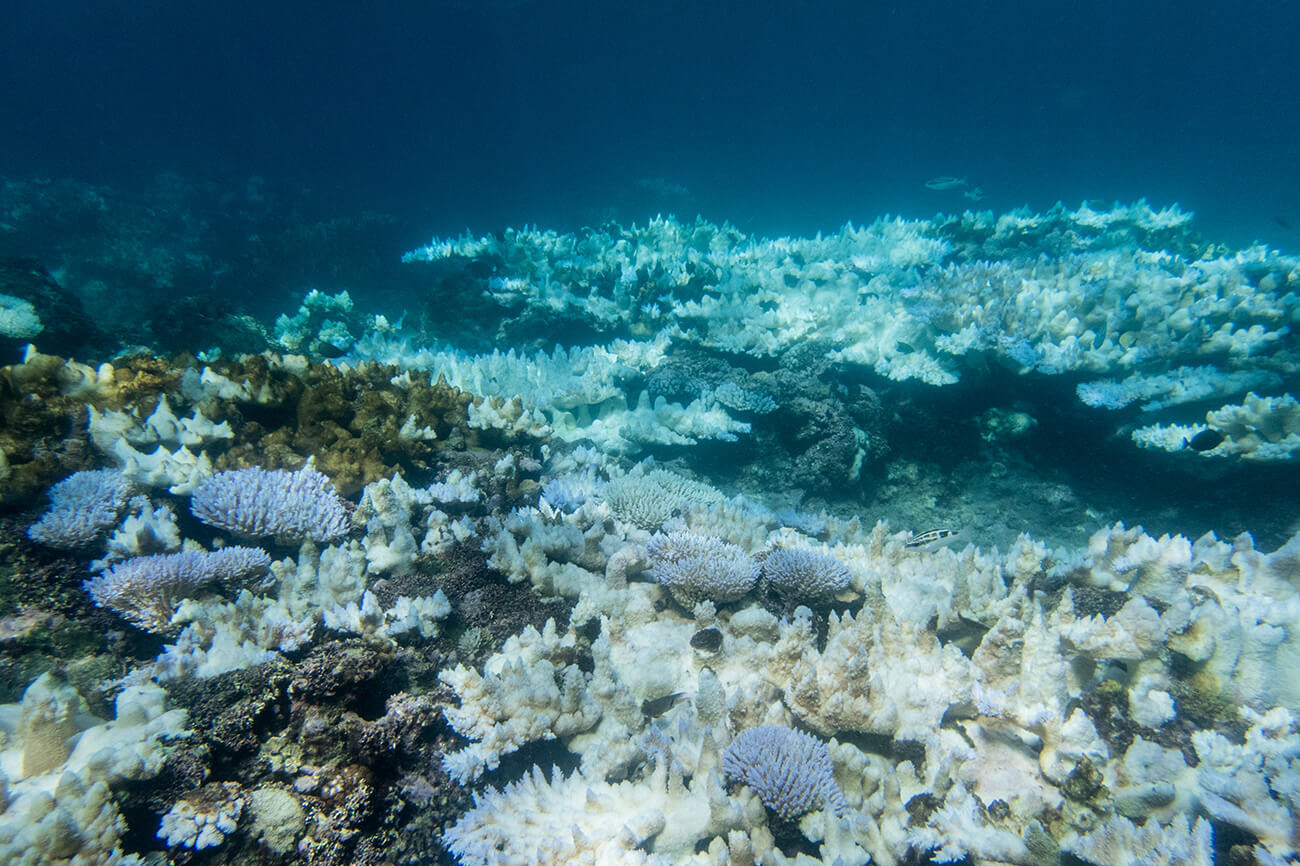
4, 0, 1299, 245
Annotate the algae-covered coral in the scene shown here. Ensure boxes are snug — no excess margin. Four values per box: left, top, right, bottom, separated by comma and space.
0, 201, 1298, 866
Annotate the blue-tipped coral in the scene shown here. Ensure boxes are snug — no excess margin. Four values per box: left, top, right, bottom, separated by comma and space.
762, 547, 851, 601
27, 468, 133, 549
190, 462, 351, 543
723, 725, 846, 819
84, 546, 272, 632
646, 531, 758, 606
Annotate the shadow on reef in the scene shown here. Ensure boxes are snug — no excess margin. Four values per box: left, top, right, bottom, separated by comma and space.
621, 342, 1297, 552
0, 257, 107, 360
849, 362, 1300, 551
0, 513, 158, 706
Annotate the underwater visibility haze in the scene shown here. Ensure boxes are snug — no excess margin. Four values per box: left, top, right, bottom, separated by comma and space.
1, 2, 1299, 865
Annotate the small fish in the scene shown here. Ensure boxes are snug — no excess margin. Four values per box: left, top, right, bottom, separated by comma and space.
1184, 428, 1226, 452
904, 528, 966, 552
963, 186, 985, 201
641, 692, 685, 718
925, 176, 968, 191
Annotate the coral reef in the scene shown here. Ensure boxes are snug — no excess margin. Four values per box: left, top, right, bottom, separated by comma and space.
2, 199, 1299, 866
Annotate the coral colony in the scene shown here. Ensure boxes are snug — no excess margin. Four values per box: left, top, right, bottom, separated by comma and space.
0, 201, 1298, 865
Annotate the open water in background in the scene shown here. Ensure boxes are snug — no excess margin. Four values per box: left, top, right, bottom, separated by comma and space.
3, 0, 1299, 246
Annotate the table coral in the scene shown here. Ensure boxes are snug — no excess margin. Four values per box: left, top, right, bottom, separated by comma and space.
84, 546, 272, 632
191, 463, 353, 543
26, 468, 133, 549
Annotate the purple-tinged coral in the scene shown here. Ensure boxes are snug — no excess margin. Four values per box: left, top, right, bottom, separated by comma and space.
646, 531, 757, 606
722, 725, 846, 819
190, 463, 352, 543
762, 548, 851, 600
84, 546, 272, 632
27, 468, 133, 548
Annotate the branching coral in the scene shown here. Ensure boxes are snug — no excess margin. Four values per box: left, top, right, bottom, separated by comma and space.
190, 463, 352, 543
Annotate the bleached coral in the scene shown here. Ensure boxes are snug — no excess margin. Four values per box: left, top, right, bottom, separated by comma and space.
0, 674, 189, 866
1063, 814, 1213, 866
604, 468, 722, 530
761, 547, 851, 600
273, 289, 358, 355
158, 782, 245, 850
404, 206, 1300, 394
84, 546, 272, 632
1205, 391, 1300, 460
0, 293, 42, 339
1133, 391, 1300, 460
26, 468, 133, 548
88, 395, 232, 452
647, 532, 759, 607
439, 620, 602, 783
139, 539, 374, 680
90, 496, 183, 569
109, 439, 214, 495
775, 605, 976, 741
353, 470, 483, 574
722, 726, 846, 819
1076, 364, 1282, 411
1190, 706, 1299, 858
445, 762, 745, 866
437, 494, 1300, 864
322, 589, 450, 641
191, 462, 353, 542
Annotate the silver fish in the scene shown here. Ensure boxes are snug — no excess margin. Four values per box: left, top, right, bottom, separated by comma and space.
925, 176, 968, 190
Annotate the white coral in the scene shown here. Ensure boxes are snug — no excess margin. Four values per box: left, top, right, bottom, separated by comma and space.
440, 621, 603, 783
